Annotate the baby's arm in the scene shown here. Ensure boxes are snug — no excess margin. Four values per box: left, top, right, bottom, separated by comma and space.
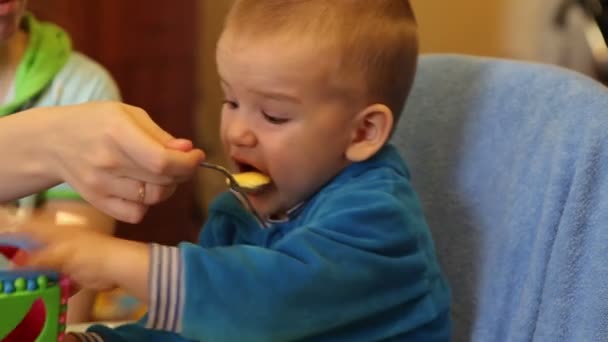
25, 189, 446, 341
30, 197, 115, 322
22, 225, 150, 303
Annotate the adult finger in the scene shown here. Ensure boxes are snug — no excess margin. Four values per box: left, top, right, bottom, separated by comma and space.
68, 192, 149, 224
115, 122, 204, 181
59, 169, 150, 222
76, 173, 165, 204
165, 138, 194, 152
109, 147, 203, 185
139, 183, 177, 205
96, 197, 149, 224
122, 104, 176, 144
155, 149, 205, 181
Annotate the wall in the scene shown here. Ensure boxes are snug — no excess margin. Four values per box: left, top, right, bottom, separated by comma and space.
412, 0, 509, 57
195, 1, 235, 214
412, 0, 594, 74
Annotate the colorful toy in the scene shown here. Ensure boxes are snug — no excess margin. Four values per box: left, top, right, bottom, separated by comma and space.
0, 237, 69, 342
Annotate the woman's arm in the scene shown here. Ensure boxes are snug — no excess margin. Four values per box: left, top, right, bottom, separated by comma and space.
0, 107, 65, 200
0, 102, 204, 222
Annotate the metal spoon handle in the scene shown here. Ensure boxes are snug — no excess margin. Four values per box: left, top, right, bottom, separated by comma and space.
199, 162, 267, 227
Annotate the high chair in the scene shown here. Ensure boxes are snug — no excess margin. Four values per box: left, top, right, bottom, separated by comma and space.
393, 54, 608, 341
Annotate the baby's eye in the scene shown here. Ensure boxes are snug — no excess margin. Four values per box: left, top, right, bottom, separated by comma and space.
262, 111, 289, 125
222, 99, 239, 110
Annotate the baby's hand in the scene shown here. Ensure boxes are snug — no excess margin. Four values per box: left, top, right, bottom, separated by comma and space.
20, 223, 150, 296
20, 224, 119, 291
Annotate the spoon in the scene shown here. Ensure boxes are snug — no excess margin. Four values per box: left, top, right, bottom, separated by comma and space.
199, 162, 270, 227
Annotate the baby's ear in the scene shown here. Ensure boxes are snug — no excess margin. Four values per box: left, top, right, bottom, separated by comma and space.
345, 104, 393, 162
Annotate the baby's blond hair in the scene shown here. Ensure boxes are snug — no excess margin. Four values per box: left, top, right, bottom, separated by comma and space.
224, 0, 418, 121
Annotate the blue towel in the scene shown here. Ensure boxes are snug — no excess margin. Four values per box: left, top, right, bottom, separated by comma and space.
393, 54, 608, 341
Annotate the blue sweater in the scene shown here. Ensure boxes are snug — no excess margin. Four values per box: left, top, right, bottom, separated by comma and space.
77, 145, 451, 341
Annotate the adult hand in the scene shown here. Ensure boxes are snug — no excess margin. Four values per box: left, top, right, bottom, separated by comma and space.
37, 102, 204, 223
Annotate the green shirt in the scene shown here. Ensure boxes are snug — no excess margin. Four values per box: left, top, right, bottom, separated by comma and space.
2, 14, 120, 204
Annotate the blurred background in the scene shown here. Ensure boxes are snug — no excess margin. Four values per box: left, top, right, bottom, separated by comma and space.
28, 0, 607, 321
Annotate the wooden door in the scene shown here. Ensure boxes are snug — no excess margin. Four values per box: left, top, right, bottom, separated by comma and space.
29, 1, 203, 244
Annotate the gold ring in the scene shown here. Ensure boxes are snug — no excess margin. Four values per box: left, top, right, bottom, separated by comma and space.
138, 183, 146, 203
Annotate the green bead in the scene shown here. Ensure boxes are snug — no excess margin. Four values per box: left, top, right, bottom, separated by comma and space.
37, 275, 48, 289
14, 278, 26, 291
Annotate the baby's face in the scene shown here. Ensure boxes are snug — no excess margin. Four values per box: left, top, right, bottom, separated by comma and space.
216, 32, 360, 218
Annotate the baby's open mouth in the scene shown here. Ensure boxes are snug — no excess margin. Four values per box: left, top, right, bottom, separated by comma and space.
231, 161, 272, 193
235, 161, 257, 173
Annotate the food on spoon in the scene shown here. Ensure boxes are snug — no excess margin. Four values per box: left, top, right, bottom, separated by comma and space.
229, 171, 271, 190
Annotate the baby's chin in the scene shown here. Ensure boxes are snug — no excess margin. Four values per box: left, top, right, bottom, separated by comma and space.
248, 196, 284, 219
256, 203, 285, 220
267, 199, 307, 220
249, 185, 311, 219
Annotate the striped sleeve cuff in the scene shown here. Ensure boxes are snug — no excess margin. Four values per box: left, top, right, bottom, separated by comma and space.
143, 243, 185, 333
69, 332, 104, 342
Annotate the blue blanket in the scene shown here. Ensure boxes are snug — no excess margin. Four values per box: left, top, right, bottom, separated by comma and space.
393, 54, 608, 341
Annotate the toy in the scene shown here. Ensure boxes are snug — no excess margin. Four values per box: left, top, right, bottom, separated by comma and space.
0, 237, 69, 342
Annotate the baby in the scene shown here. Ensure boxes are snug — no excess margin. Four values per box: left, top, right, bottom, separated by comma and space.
26, 1, 451, 341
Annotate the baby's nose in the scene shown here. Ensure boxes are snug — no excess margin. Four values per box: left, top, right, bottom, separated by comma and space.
225, 116, 257, 147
